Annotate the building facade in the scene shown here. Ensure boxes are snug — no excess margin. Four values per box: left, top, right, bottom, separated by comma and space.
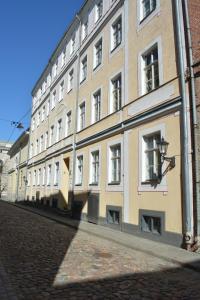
0, 141, 12, 200
26, 0, 198, 248
7, 131, 29, 202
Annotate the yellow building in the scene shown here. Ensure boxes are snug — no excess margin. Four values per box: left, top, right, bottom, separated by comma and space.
8, 130, 29, 202
26, 0, 195, 248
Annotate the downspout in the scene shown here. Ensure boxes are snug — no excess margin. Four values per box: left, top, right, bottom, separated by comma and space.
174, 0, 194, 248
24, 130, 30, 202
71, 14, 82, 210
16, 144, 22, 202
183, 0, 200, 248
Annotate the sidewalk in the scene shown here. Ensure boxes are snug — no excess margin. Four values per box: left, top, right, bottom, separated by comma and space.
10, 202, 200, 273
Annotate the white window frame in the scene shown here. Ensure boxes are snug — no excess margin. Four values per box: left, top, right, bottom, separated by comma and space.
44, 131, 48, 150
137, 0, 160, 30
51, 91, 56, 110
78, 101, 86, 131
89, 146, 101, 189
93, 38, 103, 70
56, 119, 62, 142
91, 88, 101, 124
82, 19, 88, 41
27, 172, 31, 187
47, 164, 52, 186
32, 117, 35, 132
41, 106, 45, 122
68, 69, 74, 92
70, 34, 75, 56
138, 123, 167, 192
107, 138, 123, 192
66, 110, 72, 137
111, 15, 122, 52
40, 135, 43, 153
109, 72, 122, 113
80, 55, 87, 83
95, 0, 103, 23
75, 154, 83, 186
49, 125, 54, 146
61, 49, 66, 68
46, 99, 50, 116
59, 81, 64, 102
37, 169, 41, 186
54, 162, 60, 186
42, 167, 46, 186
138, 37, 163, 96
33, 170, 36, 186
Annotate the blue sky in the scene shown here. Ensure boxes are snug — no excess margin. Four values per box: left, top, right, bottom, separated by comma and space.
0, 0, 84, 143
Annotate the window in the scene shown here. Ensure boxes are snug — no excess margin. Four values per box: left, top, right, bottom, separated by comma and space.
107, 209, 120, 225
90, 151, 99, 185
79, 102, 85, 131
141, 0, 156, 21
42, 81, 46, 94
40, 135, 43, 153
57, 119, 62, 141
47, 165, 51, 186
53, 61, 58, 79
142, 132, 161, 182
70, 34, 75, 55
142, 45, 159, 93
42, 106, 45, 122
51, 91, 56, 109
68, 69, 74, 92
109, 144, 121, 184
141, 215, 161, 235
82, 19, 88, 40
33, 170, 36, 186
95, 0, 103, 22
92, 89, 101, 123
59, 81, 64, 101
66, 111, 72, 136
61, 50, 66, 67
30, 143, 33, 158
76, 155, 83, 185
47, 99, 50, 116
36, 139, 39, 155
42, 167, 46, 186
80, 56, 87, 82
50, 125, 54, 146
54, 162, 59, 186
27, 172, 31, 187
110, 74, 122, 112
37, 111, 40, 127
32, 118, 35, 131
94, 39, 102, 69
111, 16, 122, 51
37, 169, 41, 186
44, 131, 48, 150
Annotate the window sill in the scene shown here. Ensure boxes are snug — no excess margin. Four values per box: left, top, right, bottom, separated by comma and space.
140, 8, 156, 24
89, 183, 98, 186
67, 88, 72, 94
108, 181, 120, 186
75, 183, 82, 187
80, 78, 86, 85
93, 62, 101, 72
110, 42, 121, 54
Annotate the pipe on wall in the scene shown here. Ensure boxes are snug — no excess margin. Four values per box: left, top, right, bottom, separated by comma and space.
174, 0, 194, 248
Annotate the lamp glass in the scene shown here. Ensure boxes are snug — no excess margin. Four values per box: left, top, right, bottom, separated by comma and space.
157, 137, 169, 155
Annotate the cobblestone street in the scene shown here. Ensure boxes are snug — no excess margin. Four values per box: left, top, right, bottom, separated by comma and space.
0, 201, 199, 299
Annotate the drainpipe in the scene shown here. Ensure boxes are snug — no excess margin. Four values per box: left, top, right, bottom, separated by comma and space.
183, 0, 200, 248
24, 130, 30, 202
174, 0, 194, 249
16, 144, 22, 202
71, 14, 82, 210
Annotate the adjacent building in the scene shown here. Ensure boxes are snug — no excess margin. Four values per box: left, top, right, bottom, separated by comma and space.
24, 0, 199, 249
0, 141, 12, 200
7, 130, 29, 202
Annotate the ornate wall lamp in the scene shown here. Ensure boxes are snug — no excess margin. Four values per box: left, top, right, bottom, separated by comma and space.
157, 137, 176, 168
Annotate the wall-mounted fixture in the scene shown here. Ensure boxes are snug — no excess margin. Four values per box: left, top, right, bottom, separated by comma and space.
157, 137, 175, 168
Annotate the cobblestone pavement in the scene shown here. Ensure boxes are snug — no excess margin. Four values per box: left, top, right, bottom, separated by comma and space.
0, 201, 200, 299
